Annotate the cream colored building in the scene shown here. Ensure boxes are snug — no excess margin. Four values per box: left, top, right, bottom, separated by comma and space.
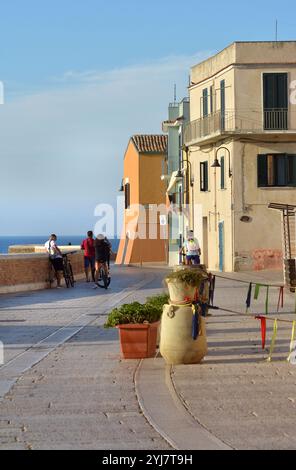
185, 41, 296, 272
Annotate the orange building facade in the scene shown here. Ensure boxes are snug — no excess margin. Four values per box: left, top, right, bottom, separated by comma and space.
116, 135, 168, 265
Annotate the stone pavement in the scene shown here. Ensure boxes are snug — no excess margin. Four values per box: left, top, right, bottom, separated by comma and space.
1, 266, 296, 449
0, 266, 171, 450
171, 270, 296, 450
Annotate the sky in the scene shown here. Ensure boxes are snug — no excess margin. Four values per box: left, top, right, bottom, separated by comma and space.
0, 0, 295, 235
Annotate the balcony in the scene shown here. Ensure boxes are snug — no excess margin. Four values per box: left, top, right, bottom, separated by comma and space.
184, 108, 296, 146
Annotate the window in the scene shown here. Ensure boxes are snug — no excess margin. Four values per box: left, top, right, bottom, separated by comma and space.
220, 156, 225, 189
200, 161, 209, 191
202, 88, 208, 117
257, 154, 296, 187
263, 73, 288, 130
124, 182, 131, 209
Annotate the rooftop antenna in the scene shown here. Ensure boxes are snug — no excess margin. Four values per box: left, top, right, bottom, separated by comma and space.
174, 84, 177, 103
275, 19, 278, 41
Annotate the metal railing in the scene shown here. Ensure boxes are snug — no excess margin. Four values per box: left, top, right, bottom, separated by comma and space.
185, 108, 293, 144
264, 108, 288, 130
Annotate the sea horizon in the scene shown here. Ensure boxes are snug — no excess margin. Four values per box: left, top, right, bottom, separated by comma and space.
0, 235, 119, 254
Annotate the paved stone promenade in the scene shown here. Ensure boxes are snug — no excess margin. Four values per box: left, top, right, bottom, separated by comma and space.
0, 266, 296, 450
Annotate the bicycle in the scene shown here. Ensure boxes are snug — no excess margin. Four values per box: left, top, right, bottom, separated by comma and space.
96, 263, 111, 290
62, 253, 75, 288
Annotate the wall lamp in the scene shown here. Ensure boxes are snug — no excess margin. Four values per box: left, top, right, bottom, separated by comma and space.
213, 146, 232, 177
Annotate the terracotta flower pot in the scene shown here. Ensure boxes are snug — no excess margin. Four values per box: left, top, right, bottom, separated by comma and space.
117, 321, 159, 359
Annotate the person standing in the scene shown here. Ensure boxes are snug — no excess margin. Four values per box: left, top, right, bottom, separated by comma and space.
182, 230, 201, 265
45, 234, 64, 288
81, 231, 95, 282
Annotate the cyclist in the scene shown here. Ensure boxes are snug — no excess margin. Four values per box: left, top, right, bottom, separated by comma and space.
93, 234, 110, 288
182, 230, 201, 265
45, 234, 64, 288
104, 236, 112, 269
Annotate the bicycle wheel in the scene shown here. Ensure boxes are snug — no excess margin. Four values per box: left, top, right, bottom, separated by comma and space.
64, 270, 70, 288
63, 259, 71, 288
97, 267, 110, 289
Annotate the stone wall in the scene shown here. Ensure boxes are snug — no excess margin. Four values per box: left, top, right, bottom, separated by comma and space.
0, 251, 85, 294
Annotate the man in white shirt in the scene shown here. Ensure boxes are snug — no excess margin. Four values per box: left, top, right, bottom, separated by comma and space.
45, 234, 63, 288
182, 230, 201, 265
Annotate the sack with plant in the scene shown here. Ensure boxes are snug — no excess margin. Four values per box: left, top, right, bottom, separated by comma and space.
165, 269, 208, 303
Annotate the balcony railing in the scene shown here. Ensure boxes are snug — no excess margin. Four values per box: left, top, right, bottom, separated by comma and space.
264, 108, 288, 130
184, 108, 294, 145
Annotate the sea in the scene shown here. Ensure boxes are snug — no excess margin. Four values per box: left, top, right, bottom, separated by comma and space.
0, 236, 120, 254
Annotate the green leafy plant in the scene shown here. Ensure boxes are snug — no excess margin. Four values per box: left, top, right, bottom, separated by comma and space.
165, 268, 208, 287
104, 301, 162, 328
145, 293, 169, 314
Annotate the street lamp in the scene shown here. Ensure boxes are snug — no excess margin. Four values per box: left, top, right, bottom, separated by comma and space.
214, 146, 232, 177
211, 158, 221, 168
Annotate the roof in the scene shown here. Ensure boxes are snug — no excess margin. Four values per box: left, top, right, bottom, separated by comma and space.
131, 135, 167, 154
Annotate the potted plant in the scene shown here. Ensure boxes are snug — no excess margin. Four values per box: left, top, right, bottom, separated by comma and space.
104, 297, 167, 359
165, 268, 208, 303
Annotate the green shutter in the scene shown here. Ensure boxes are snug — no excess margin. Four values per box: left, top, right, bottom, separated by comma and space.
288, 155, 296, 186
200, 162, 209, 191
200, 162, 204, 191
220, 156, 225, 189
258, 155, 268, 187
204, 162, 208, 191
203, 88, 208, 117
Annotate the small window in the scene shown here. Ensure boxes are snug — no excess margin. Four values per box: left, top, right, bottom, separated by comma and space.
200, 161, 209, 191
220, 156, 225, 189
124, 182, 131, 209
257, 154, 296, 187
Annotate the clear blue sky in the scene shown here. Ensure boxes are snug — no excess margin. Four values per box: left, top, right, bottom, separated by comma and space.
0, 0, 295, 235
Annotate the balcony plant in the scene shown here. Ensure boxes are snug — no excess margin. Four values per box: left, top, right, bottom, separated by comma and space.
104, 295, 168, 359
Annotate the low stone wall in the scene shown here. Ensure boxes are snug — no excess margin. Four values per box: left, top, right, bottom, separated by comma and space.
0, 251, 85, 294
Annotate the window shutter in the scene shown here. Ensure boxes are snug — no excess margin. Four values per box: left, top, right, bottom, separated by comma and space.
202, 88, 208, 117
204, 162, 209, 191
210, 86, 213, 114
288, 155, 296, 186
258, 155, 268, 187
124, 183, 130, 209
220, 156, 225, 189
200, 162, 204, 191
275, 154, 287, 186
200, 161, 209, 192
